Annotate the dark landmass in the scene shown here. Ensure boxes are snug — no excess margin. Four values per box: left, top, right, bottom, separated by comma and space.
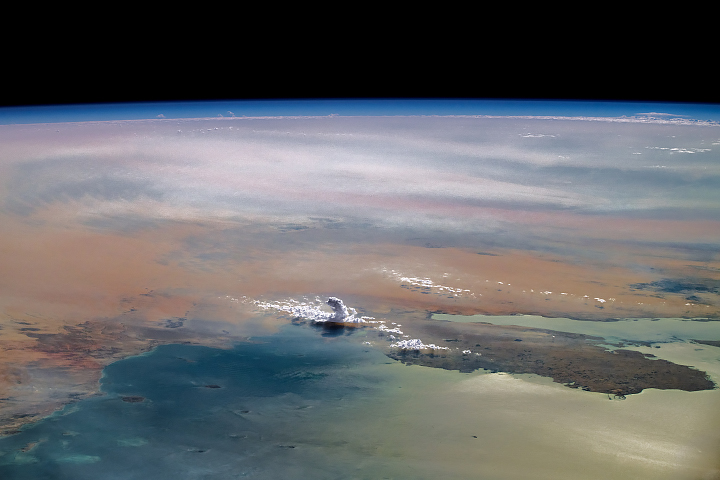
165, 318, 185, 328
121, 396, 145, 403
1, 307, 717, 438
24, 320, 238, 367
692, 339, 720, 348
630, 278, 720, 295
0, 319, 244, 437
384, 319, 716, 396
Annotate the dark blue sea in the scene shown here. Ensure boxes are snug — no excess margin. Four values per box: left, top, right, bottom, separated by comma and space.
0, 324, 406, 479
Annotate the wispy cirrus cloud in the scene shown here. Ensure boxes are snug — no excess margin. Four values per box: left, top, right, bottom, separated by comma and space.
3, 116, 719, 233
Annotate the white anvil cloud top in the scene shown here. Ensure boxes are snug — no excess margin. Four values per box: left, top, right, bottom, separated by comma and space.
254, 296, 374, 324
253, 295, 451, 351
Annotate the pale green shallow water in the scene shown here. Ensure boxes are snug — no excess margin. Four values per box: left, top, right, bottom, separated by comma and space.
1, 320, 719, 480
432, 313, 720, 345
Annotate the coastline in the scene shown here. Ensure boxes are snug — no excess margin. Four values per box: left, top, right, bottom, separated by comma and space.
2, 318, 719, 479
5, 308, 719, 438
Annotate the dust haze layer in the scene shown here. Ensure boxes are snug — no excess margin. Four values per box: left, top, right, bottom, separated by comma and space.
1, 110, 719, 478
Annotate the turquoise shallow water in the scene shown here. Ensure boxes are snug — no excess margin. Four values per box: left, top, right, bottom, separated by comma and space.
3, 318, 720, 480
432, 313, 720, 345
0, 324, 403, 480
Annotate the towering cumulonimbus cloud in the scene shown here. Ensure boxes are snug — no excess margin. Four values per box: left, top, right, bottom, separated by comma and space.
326, 296, 349, 321
254, 296, 374, 324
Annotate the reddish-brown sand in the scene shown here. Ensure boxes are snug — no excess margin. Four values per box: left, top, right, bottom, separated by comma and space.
1, 205, 719, 434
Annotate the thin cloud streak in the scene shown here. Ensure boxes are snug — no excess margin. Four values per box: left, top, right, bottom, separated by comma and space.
2, 116, 718, 233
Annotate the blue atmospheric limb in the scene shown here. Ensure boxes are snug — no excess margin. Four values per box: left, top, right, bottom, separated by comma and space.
2, 99, 719, 125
